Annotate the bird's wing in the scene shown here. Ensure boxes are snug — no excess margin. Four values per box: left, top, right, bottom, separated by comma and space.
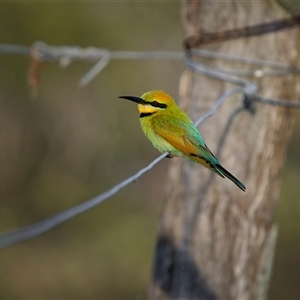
152, 116, 220, 171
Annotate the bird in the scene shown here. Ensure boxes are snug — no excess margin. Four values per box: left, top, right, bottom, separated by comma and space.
119, 90, 246, 191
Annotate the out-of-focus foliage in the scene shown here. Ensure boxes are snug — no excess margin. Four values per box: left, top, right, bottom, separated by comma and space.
0, 3, 182, 298
0, 2, 299, 299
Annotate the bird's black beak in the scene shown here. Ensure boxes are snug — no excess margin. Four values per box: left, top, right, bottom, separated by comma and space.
118, 95, 146, 105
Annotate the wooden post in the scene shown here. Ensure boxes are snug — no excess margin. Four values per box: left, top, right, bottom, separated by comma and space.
149, 1, 300, 299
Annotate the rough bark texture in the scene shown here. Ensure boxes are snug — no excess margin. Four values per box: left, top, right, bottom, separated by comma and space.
149, 1, 300, 299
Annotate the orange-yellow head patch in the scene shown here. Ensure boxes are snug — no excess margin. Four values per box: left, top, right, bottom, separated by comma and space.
141, 90, 176, 106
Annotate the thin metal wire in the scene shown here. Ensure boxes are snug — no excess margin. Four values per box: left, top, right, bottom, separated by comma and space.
186, 55, 300, 109
0, 42, 300, 249
190, 49, 300, 71
0, 87, 244, 249
185, 54, 258, 94
2, 42, 300, 85
251, 94, 300, 108
0, 154, 167, 249
0, 44, 30, 55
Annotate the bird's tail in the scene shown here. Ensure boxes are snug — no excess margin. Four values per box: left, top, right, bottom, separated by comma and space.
215, 164, 246, 192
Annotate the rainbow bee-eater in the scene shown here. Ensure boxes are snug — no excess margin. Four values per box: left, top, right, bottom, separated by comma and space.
119, 90, 246, 191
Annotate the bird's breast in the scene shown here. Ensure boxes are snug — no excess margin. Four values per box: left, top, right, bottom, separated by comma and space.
139, 115, 180, 155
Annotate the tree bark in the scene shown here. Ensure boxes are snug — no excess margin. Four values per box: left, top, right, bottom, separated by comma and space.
149, 1, 300, 299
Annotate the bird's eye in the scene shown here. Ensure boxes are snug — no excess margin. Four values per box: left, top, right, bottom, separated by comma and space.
151, 100, 167, 109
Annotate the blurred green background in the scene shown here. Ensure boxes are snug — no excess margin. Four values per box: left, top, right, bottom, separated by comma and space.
0, 2, 299, 299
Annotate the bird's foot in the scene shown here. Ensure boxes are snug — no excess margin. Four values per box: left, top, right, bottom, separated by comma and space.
166, 152, 174, 159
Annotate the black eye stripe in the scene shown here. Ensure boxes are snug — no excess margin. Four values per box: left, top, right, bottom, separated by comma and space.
149, 101, 167, 109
